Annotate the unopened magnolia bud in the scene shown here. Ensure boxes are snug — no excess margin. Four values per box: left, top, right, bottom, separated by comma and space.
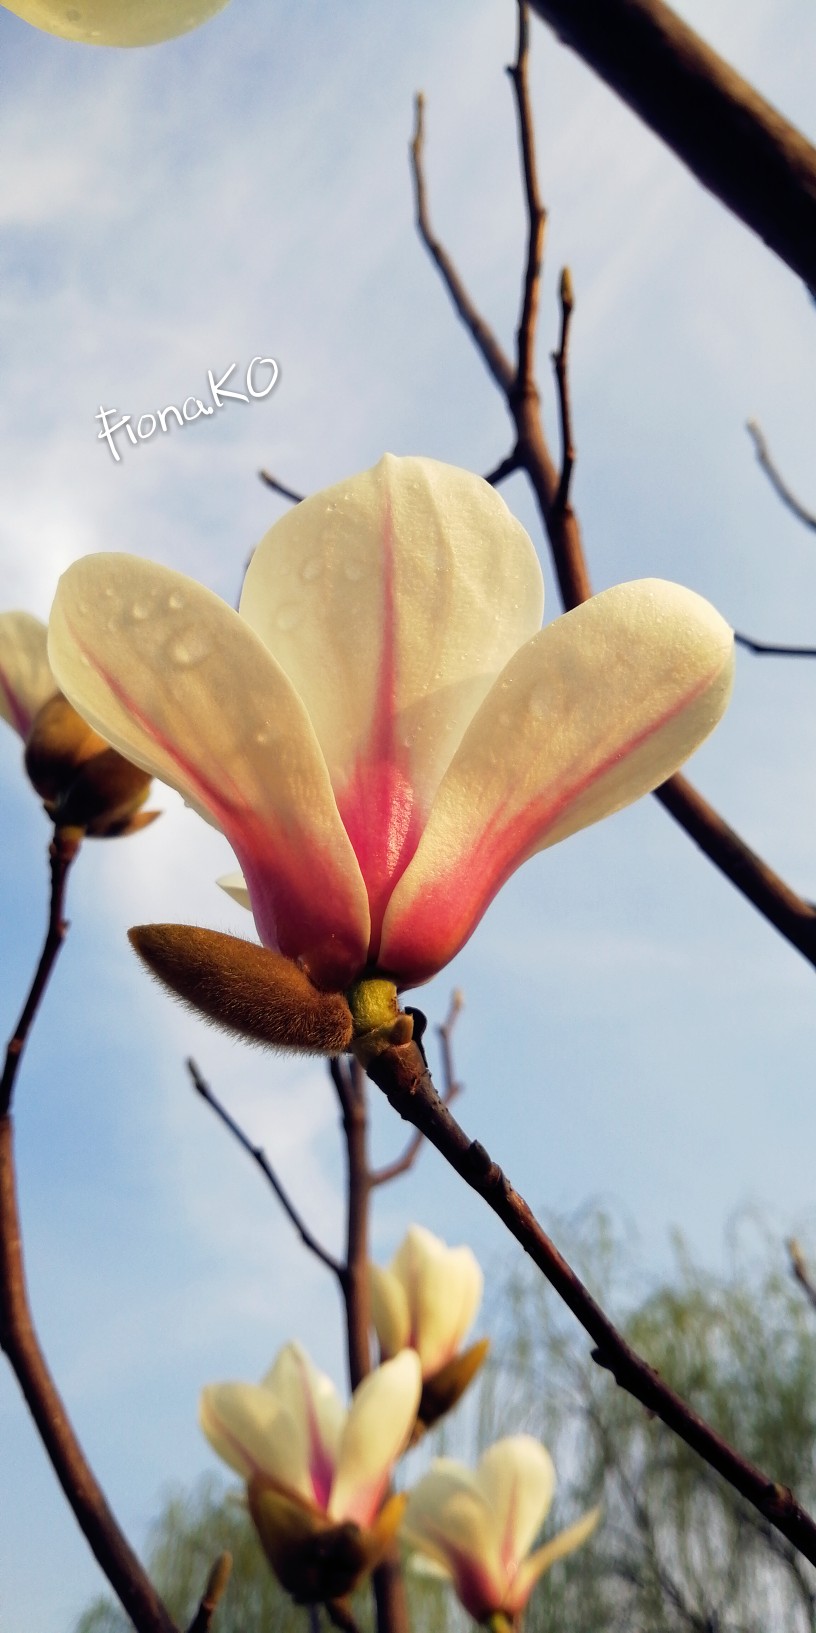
24, 693, 155, 836
415, 1338, 491, 1438
128, 925, 354, 1054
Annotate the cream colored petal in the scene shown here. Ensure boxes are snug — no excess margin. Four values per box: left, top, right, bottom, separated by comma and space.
380, 580, 734, 986
476, 1438, 556, 1568
240, 455, 543, 952
49, 554, 369, 988
369, 1264, 411, 1358
330, 1350, 422, 1527
4, 0, 231, 45
392, 1226, 483, 1374
403, 1461, 505, 1618
506, 1507, 600, 1614
217, 871, 252, 910
0, 612, 57, 739
199, 1383, 308, 1501
261, 1343, 344, 1512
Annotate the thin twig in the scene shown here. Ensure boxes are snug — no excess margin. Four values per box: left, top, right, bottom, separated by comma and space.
258, 470, 304, 504
187, 1059, 344, 1280
0, 826, 81, 1118
746, 422, 816, 532
410, 93, 515, 397
325, 1601, 362, 1633
370, 991, 463, 1187
411, 58, 816, 974
735, 632, 816, 658
366, 1038, 816, 1567
551, 267, 576, 511
0, 1113, 177, 1632
526, 0, 816, 293
186, 1554, 232, 1633
508, 0, 547, 394
484, 450, 521, 486
787, 1239, 816, 1316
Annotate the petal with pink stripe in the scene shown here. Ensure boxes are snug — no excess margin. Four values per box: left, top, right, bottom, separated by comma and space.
240, 455, 543, 955
48, 554, 369, 989
380, 580, 734, 985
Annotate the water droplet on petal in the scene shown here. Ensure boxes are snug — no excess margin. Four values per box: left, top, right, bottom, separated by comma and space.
301, 556, 323, 583
168, 628, 210, 667
131, 601, 150, 622
343, 558, 363, 583
168, 592, 185, 611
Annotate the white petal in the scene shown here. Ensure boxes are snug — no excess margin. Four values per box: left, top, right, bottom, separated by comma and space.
403, 1460, 505, 1617
330, 1350, 422, 1527
476, 1438, 556, 1567
261, 1343, 344, 1512
506, 1507, 600, 1613
240, 455, 542, 952
369, 1264, 411, 1358
217, 871, 252, 911
391, 1225, 483, 1374
5, 0, 231, 45
199, 1383, 308, 1501
381, 580, 734, 985
0, 612, 56, 739
49, 554, 369, 988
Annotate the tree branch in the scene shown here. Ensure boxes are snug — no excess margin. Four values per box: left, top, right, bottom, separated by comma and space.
410, 93, 515, 397
258, 470, 304, 504
411, 51, 816, 973
526, 0, 816, 293
746, 421, 816, 533
186, 1554, 232, 1633
187, 1059, 344, 1280
735, 632, 816, 659
0, 826, 81, 1118
0, 1113, 177, 1633
508, 0, 547, 394
366, 1037, 816, 1567
370, 990, 463, 1187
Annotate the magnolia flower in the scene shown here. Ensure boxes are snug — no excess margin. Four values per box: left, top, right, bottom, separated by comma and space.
0, 610, 156, 837
402, 1436, 599, 1626
200, 1342, 422, 1603
3, 0, 231, 46
371, 1224, 487, 1432
49, 456, 733, 1000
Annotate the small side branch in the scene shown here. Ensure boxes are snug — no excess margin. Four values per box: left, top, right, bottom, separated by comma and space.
746, 422, 816, 532
187, 1059, 344, 1280
788, 1239, 816, 1316
411, 93, 515, 397
551, 267, 576, 511
508, 0, 547, 393
735, 632, 816, 658
0, 826, 81, 1118
186, 1554, 232, 1633
259, 470, 304, 505
367, 1038, 816, 1569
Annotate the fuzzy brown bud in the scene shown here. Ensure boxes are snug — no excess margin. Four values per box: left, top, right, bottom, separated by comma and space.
128, 924, 354, 1054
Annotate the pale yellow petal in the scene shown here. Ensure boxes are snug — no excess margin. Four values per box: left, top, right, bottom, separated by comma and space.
0, 612, 56, 739
506, 1507, 600, 1613
330, 1350, 422, 1527
199, 1383, 306, 1500
369, 1264, 411, 1358
4, 0, 231, 45
476, 1438, 556, 1566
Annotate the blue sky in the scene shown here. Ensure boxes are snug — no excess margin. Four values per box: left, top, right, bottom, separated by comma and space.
1, 1, 815, 1628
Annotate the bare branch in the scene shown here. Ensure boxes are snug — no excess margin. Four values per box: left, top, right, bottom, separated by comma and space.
258, 470, 304, 504
527, 0, 816, 293
735, 632, 816, 658
746, 421, 816, 533
484, 450, 521, 486
367, 1037, 816, 1568
370, 991, 463, 1187
508, 0, 547, 393
410, 23, 816, 975
551, 266, 576, 512
186, 1554, 232, 1633
788, 1238, 816, 1316
1, 826, 81, 1118
0, 1114, 177, 1632
410, 93, 515, 397
188, 1059, 344, 1280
